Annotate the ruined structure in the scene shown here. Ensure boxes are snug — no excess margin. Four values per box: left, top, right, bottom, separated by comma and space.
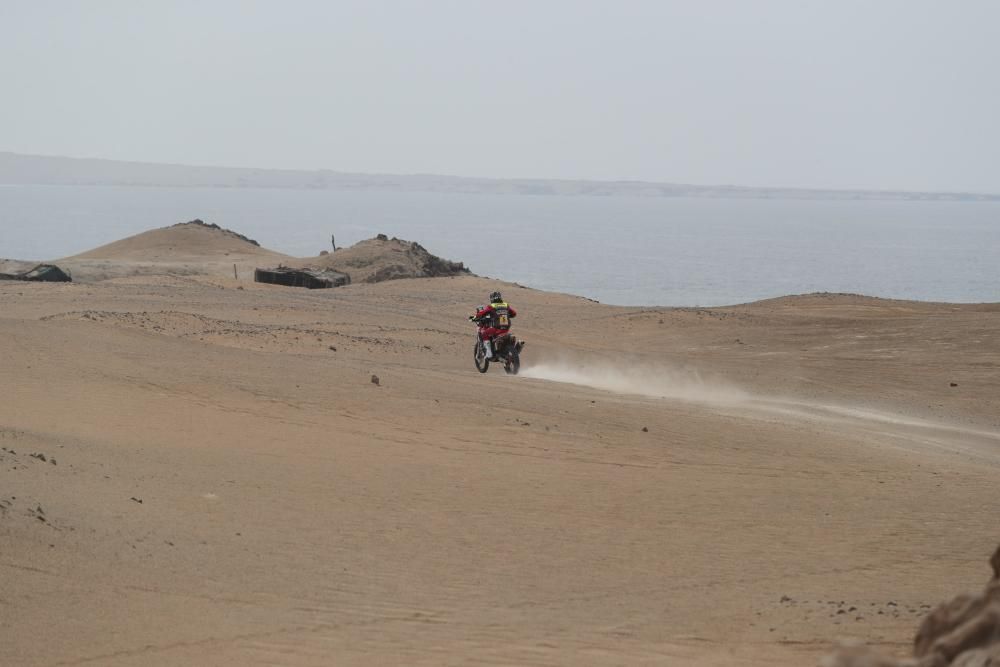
0, 264, 72, 282
254, 266, 350, 289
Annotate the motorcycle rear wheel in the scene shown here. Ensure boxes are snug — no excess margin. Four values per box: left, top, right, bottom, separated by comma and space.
503, 347, 520, 375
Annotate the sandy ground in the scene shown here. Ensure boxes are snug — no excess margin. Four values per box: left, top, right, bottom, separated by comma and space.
2, 258, 999, 665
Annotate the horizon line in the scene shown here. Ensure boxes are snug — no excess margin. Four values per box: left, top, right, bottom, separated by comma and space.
2, 149, 999, 199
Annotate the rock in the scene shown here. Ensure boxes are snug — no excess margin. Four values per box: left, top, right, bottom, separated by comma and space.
821, 642, 913, 667
825, 543, 1000, 666
951, 382, 959, 387
371, 374, 380, 386
130, 497, 143, 504
641, 427, 649, 432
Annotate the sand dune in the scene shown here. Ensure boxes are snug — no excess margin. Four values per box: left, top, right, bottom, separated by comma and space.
2, 230, 999, 665
50, 219, 290, 283
64, 219, 280, 262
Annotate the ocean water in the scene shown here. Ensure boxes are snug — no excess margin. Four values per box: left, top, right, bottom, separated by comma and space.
1, 184, 998, 306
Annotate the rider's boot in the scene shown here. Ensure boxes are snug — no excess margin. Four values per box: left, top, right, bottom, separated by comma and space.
483, 339, 493, 360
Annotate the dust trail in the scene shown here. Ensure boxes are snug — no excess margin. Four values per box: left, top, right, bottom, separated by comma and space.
519, 356, 1000, 460
519, 359, 748, 406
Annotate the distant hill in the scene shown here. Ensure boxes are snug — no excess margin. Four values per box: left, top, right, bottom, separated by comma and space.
40, 220, 468, 285
64, 219, 287, 262
2, 151, 998, 201
292, 234, 469, 283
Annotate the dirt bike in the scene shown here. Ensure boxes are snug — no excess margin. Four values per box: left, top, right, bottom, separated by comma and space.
473, 327, 524, 375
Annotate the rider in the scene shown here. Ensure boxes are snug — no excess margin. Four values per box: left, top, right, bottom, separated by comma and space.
470, 291, 517, 360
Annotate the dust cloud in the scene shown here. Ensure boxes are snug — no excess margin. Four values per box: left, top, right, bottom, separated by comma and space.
519, 357, 747, 406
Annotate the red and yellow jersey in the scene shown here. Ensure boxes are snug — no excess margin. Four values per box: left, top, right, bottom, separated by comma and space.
475, 302, 517, 330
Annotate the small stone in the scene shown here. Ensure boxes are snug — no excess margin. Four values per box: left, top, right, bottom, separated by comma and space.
641, 427, 648, 433
328, 346, 337, 351
950, 382, 958, 387
371, 374, 380, 386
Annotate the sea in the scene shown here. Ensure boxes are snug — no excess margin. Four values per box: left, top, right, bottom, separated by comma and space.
1, 184, 998, 307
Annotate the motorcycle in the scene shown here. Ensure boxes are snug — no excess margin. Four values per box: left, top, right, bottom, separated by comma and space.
473, 326, 524, 375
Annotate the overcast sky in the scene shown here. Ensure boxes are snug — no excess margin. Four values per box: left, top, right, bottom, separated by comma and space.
1, 1, 997, 192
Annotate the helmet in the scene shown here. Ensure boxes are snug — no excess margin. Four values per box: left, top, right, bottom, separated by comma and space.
489, 291, 502, 303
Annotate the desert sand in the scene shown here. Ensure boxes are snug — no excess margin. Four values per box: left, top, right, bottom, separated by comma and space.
2, 223, 999, 666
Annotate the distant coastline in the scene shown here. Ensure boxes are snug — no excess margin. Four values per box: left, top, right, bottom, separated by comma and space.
2, 151, 998, 202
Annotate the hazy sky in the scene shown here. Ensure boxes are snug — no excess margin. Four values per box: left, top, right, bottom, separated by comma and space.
2, 1, 998, 192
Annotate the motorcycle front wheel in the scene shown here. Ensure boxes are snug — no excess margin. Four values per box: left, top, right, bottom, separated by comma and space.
474, 341, 489, 373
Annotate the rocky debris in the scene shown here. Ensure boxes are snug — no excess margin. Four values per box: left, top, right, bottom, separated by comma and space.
301, 235, 470, 283
173, 219, 260, 247
823, 543, 1000, 667
371, 374, 380, 386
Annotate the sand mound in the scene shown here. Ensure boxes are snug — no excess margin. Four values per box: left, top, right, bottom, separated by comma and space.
293, 234, 469, 283
825, 543, 1000, 667
65, 219, 287, 262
